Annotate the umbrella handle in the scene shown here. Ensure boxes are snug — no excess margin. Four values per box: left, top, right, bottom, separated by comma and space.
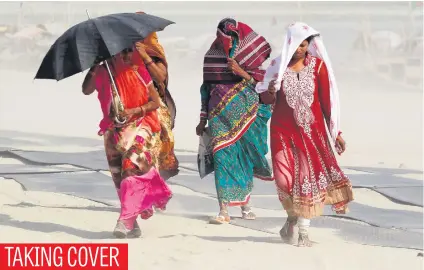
85, 10, 126, 125
104, 60, 127, 125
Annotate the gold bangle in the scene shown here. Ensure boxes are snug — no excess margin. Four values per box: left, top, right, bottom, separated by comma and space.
143, 56, 153, 65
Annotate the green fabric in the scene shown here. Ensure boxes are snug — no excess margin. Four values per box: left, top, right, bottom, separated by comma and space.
229, 38, 237, 58
214, 103, 272, 205
201, 35, 272, 206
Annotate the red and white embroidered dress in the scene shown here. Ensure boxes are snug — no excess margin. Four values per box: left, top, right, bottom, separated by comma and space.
270, 54, 353, 218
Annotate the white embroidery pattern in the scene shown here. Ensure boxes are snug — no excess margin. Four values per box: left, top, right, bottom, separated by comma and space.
330, 166, 342, 182
300, 132, 320, 199
301, 176, 312, 195
282, 57, 317, 138
276, 182, 291, 202
318, 172, 328, 190
308, 133, 331, 190
292, 144, 301, 197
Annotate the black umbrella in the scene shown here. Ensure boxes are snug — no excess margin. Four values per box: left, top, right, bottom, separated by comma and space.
35, 12, 174, 80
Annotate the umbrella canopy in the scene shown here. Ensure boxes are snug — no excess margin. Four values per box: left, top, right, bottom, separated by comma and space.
35, 12, 174, 80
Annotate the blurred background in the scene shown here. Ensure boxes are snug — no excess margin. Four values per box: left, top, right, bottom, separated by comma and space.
0, 1, 422, 170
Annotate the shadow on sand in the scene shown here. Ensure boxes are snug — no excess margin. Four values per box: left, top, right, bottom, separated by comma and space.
0, 213, 114, 240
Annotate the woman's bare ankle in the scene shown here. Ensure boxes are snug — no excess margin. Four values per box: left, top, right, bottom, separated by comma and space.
219, 205, 229, 217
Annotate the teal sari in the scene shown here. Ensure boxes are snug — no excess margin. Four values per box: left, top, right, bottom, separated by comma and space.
200, 38, 273, 206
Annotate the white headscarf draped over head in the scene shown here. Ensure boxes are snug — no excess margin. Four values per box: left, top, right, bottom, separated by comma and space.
255, 22, 341, 143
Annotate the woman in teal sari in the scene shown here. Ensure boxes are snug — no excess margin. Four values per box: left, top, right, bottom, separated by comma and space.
196, 18, 273, 224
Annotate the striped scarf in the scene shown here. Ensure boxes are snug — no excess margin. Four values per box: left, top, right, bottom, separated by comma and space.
203, 18, 271, 84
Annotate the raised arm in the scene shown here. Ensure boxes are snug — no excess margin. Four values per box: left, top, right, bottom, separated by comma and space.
82, 66, 98, 95
260, 80, 277, 105
135, 42, 167, 84
227, 58, 254, 82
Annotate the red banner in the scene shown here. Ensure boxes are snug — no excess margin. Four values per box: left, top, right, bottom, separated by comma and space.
0, 244, 128, 269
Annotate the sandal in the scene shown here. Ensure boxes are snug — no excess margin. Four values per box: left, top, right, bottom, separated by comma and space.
241, 206, 256, 220
209, 211, 230, 225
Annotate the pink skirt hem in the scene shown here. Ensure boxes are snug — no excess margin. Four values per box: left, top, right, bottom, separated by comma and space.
119, 167, 172, 221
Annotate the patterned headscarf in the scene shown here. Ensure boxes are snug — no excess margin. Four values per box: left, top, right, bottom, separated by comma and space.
203, 18, 271, 84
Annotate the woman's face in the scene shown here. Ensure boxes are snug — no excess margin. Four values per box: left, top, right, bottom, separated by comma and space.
293, 39, 309, 60
120, 48, 133, 64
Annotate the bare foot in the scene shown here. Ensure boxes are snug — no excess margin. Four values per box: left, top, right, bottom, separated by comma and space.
297, 233, 313, 247
113, 221, 130, 239
128, 220, 142, 238
279, 217, 297, 242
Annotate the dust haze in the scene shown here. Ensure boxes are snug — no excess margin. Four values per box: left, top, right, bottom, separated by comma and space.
0, 1, 422, 170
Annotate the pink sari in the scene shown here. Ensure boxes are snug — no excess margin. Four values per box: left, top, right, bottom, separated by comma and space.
95, 55, 172, 228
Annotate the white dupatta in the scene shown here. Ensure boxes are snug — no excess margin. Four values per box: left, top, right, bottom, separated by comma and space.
256, 22, 341, 143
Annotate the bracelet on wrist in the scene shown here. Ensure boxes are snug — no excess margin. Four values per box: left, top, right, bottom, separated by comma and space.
200, 111, 207, 120
243, 76, 255, 86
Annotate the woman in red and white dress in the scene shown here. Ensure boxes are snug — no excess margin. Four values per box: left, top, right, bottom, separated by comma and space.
256, 22, 354, 247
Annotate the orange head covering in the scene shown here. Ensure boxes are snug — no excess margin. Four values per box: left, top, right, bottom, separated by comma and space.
134, 11, 176, 130
141, 32, 167, 67
135, 11, 166, 63
134, 11, 168, 80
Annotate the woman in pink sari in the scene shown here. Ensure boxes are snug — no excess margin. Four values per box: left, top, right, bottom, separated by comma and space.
82, 47, 172, 238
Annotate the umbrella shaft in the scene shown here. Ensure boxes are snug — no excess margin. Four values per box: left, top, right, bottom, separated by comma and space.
87, 9, 126, 125
104, 60, 127, 124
